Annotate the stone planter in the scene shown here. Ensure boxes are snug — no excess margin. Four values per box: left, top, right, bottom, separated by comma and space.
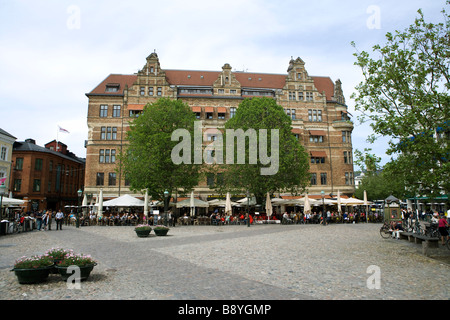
135, 229, 152, 237
56, 264, 96, 281
12, 266, 53, 284
154, 228, 169, 236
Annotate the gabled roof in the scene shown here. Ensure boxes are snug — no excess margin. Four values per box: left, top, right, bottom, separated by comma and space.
87, 70, 336, 101
86, 74, 137, 96
0, 128, 17, 140
13, 141, 85, 164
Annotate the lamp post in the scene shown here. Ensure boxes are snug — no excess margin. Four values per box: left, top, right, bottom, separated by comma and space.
77, 189, 82, 228
0, 183, 6, 220
164, 190, 169, 227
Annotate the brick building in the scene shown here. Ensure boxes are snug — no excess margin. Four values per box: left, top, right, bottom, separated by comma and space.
85, 53, 354, 200
10, 139, 85, 212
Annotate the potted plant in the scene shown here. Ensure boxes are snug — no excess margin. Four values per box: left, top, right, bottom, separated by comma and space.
134, 224, 152, 237
55, 253, 97, 281
11, 255, 54, 284
153, 225, 170, 236
45, 248, 74, 274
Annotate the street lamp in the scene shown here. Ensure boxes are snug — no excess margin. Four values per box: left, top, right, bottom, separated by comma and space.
164, 190, 169, 227
0, 183, 6, 220
77, 189, 82, 228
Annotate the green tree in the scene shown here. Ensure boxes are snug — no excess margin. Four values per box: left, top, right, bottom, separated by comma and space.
213, 97, 310, 204
119, 98, 200, 201
351, 3, 450, 197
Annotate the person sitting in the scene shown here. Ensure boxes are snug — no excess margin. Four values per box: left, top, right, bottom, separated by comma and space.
392, 221, 404, 239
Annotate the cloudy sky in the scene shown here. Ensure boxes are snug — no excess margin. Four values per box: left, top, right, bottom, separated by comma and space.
0, 0, 446, 170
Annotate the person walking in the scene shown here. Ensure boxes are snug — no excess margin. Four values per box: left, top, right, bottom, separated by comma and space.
47, 210, 52, 230
35, 210, 43, 231
42, 211, 48, 230
55, 210, 64, 230
438, 215, 449, 246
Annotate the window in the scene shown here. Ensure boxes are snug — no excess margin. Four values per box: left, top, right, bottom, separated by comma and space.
100, 105, 108, 117
230, 89, 237, 95
285, 108, 296, 120
342, 131, 352, 143
105, 84, 119, 92
289, 92, 296, 100
49, 160, 53, 172
101, 127, 106, 140
101, 127, 117, 140
344, 151, 348, 164
96, 173, 104, 186
308, 109, 322, 122
310, 135, 323, 143
14, 158, 23, 170
140, 87, 145, 96
298, 92, 304, 101
13, 179, 21, 192
206, 112, 213, 120
148, 87, 154, 96
207, 173, 215, 187
345, 172, 354, 185
157, 87, 162, 96
311, 157, 325, 164
306, 92, 314, 101
105, 149, 110, 163
109, 173, 116, 186
113, 105, 121, 117
0, 147, 6, 161
320, 173, 327, 185
100, 149, 116, 163
230, 107, 236, 118
310, 173, 317, 185
218, 89, 224, 94
35, 158, 43, 171
107, 127, 112, 140
218, 112, 225, 120
129, 110, 141, 117
33, 179, 41, 192
112, 127, 117, 140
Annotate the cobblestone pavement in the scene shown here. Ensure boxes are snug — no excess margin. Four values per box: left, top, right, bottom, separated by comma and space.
0, 223, 449, 300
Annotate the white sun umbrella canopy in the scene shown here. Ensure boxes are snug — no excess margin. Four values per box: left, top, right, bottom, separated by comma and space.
1, 197, 25, 206
337, 190, 342, 213
102, 194, 145, 207
225, 192, 232, 215
265, 192, 273, 221
304, 194, 311, 213
190, 191, 195, 216
98, 189, 103, 218
144, 189, 149, 218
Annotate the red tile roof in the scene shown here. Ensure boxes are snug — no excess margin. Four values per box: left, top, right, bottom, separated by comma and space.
88, 71, 335, 100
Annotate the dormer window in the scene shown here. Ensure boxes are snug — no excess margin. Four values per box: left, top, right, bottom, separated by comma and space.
105, 84, 120, 92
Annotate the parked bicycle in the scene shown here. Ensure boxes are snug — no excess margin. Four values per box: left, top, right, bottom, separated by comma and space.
379, 221, 394, 239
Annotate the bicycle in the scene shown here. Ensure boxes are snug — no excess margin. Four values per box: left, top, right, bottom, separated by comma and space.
379, 221, 393, 239
11, 220, 22, 234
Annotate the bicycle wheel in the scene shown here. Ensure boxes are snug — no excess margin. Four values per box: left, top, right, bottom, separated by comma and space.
380, 226, 391, 239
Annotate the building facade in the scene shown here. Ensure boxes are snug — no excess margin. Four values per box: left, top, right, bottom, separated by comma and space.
85, 53, 354, 200
0, 128, 16, 193
10, 139, 85, 212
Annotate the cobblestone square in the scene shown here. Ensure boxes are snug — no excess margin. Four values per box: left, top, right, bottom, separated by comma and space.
0, 223, 448, 300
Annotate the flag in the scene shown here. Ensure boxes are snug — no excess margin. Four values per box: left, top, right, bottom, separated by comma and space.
58, 126, 69, 133
0, 177, 6, 185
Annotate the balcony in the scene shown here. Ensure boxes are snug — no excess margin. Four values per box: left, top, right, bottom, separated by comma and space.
332, 120, 354, 129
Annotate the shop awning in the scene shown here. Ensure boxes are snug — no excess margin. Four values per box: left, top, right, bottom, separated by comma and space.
310, 151, 327, 157
191, 106, 202, 113
128, 104, 145, 111
205, 107, 214, 113
309, 130, 326, 136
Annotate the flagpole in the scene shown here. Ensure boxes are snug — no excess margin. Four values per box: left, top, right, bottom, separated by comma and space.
56, 126, 59, 151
